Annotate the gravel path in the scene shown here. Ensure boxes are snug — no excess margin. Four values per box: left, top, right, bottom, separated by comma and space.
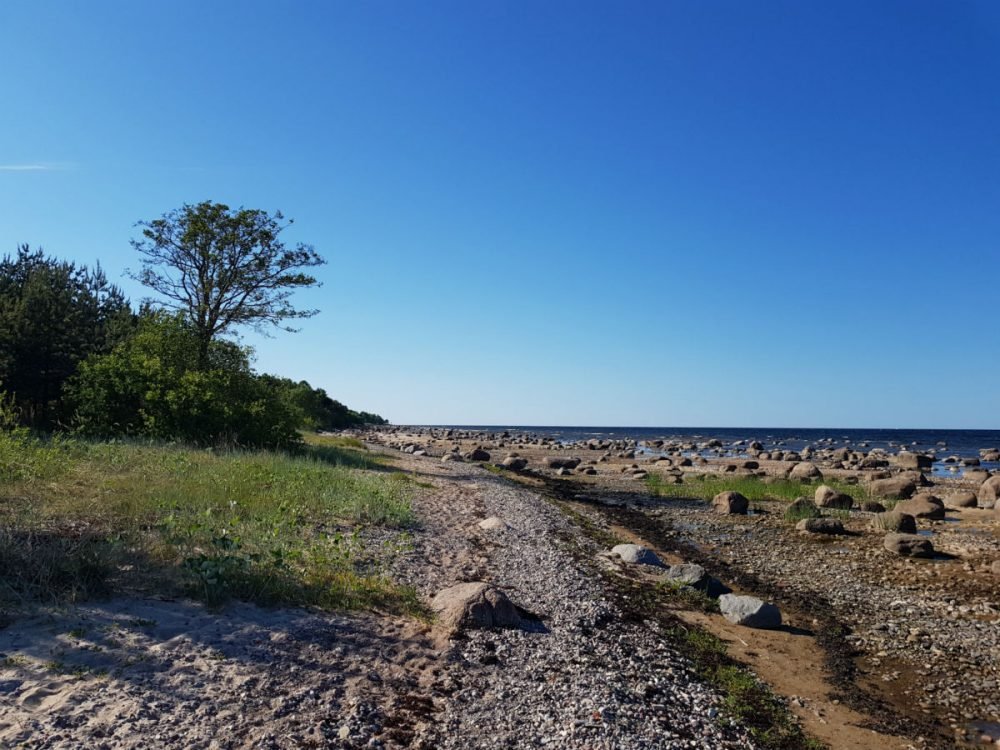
389, 455, 757, 750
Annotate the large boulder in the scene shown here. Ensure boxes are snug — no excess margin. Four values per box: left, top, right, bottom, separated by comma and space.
500, 455, 528, 471
796, 518, 846, 535
978, 475, 1000, 508
662, 564, 729, 597
712, 491, 749, 515
895, 453, 933, 470
789, 462, 823, 481
786, 497, 820, 519
883, 533, 934, 558
431, 583, 522, 633
964, 469, 991, 486
895, 493, 945, 520
871, 511, 917, 533
943, 491, 978, 509
718, 594, 782, 629
819, 492, 854, 510
611, 543, 664, 567
465, 448, 491, 462
860, 500, 886, 513
814, 485, 837, 505
545, 456, 581, 470
441, 452, 464, 463
870, 477, 917, 501
478, 516, 509, 531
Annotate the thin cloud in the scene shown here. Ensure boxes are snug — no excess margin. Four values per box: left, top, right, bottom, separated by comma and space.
0, 162, 75, 172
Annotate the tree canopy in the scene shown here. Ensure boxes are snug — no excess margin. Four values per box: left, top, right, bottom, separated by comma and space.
128, 201, 325, 365
0, 246, 134, 428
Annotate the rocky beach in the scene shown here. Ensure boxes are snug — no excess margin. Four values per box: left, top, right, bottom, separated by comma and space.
4, 425, 1000, 749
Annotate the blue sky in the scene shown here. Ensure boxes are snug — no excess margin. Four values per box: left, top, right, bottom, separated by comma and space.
2, 1, 998, 428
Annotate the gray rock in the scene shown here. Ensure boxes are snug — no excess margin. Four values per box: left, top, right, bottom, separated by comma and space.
786, 497, 820, 518
661, 564, 729, 597
883, 532, 934, 558
545, 457, 581, 470
979, 475, 1000, 507
943, 491, 978, 509
612, 544, 663, 567
895, 493, 945, 520
712, 491, 749, 515
818, 492, 854, 510
718, 594, 782, 629
895, 452, 933, 470
500, 455, 528, 471
478, 516, 509, 531
871, 511, 917, 533
795, 518, 846, 535
860, 500, 886, 513
465, 448, 491, 462
870, 477, 917, 500
789, 462, 823, 481
431, 583, 522, 633
441, 452, 464, 463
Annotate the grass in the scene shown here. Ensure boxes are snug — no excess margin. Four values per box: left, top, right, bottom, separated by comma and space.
647, 473, 868, 505
677, 627, 826, 750
0, 430, 421, 613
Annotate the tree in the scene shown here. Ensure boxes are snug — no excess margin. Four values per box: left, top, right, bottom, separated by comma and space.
0, 245, 134, 428
128, 201, 325, 366
67, 312, 302, 449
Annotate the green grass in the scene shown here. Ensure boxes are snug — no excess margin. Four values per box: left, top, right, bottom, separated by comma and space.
647, 473, 867, 505
678, 627, 826, 750
0, 430, 420, 613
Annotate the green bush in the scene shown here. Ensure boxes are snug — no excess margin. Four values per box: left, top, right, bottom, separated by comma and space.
66, 313, 301, 449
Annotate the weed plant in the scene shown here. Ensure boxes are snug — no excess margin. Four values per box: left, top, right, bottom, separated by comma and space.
0, 431, 419, 613
647, 473, 869, 505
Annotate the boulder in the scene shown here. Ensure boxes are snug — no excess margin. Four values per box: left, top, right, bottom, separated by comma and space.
895, 453, 933, 470
718, 594, 782, 629
786, 497, 820, 518
883, 533, 934, 558
465, 448, 491, 462
871, 511, 917, 533
860, 500, 886, 513
814, 485, 837, 505
943, 491, 978, 509
895, 493, 945, 520
789, 462, 822, 481
795, 518, 846, 535
818, 492, 854, 510
500, 455, 528, 471
978, 475, 1000, 507
662, 564, 729, 597
441, 452, 464, 463
478, 516, 509, 531
611, 544, 663, 567
870, 477, 917, 500
545, 457, 581, 470
712, 491, 749, 515
964, 469, 990, 486
431, 583, 522, 633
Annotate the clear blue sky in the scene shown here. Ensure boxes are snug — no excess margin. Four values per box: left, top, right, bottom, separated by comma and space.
2, 1, 998, 428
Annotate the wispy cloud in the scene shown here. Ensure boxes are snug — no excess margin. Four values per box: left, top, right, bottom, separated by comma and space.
0, 162, 75, 172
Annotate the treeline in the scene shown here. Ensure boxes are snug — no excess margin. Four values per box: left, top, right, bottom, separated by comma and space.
0, 245, 386, 448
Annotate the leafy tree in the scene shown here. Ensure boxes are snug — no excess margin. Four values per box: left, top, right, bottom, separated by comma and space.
67, 313, 302, 449
260, 376, 388, 430
0, 246, 134, 428
128, 201, 325, 366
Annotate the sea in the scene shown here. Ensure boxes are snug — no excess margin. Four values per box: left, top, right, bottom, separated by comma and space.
419, 426, 1000, 475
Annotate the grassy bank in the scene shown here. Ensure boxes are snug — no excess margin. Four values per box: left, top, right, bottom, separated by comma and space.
646, 473, 869, 505
0, 431, 420, 613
